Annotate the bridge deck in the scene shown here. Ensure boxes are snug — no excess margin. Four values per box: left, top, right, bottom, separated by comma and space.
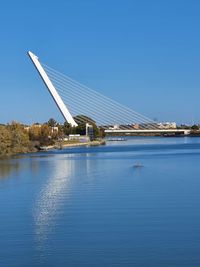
105, 129, 190, 135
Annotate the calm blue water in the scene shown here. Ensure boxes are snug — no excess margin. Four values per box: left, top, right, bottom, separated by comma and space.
1, 136, 200, 267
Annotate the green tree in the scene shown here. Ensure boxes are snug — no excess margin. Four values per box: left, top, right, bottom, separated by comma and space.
63, 122, 73, 135
76, 123, 86, 135
191, 124, 199, 130
47, 118, 57, 127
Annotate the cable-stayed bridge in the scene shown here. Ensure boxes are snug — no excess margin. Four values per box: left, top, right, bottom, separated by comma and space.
28, 51, 190, 135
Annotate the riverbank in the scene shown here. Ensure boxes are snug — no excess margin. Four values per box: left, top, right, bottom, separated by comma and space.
39, 140, 106, 151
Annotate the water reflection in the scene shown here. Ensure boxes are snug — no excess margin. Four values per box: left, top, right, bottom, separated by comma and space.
34, 157, 75, 244
0, 156, 40, 179
0, 159, 21, 179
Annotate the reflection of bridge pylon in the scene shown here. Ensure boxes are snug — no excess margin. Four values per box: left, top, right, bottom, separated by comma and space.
28, 51, 78, 127
28, 51, 190, 135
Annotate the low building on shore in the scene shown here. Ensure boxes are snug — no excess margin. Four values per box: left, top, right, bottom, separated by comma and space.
157, 122, 177, 129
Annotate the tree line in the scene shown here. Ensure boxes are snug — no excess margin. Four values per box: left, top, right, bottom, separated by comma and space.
0, 116, 102, 157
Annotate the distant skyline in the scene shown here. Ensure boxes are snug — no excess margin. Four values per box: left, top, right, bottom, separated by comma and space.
1, 0, 200, 125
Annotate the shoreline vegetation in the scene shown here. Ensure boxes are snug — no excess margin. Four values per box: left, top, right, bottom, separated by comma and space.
0, 118, 105, 157
1, 118, 200, 158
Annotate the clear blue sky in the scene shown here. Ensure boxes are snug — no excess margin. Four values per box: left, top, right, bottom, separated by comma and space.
0, 0, 200, 125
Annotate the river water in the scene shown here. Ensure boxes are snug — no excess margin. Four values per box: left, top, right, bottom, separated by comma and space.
0, 137, 200, 267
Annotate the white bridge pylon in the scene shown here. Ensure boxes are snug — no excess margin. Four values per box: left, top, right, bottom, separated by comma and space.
28, 51, 78, 127
28, 51, 162, 130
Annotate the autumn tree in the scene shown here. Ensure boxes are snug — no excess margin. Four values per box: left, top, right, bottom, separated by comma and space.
29, 125, 41, 141
0, 126, 12, 155
39, 124, 52, 145
8, 122, 30, 154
